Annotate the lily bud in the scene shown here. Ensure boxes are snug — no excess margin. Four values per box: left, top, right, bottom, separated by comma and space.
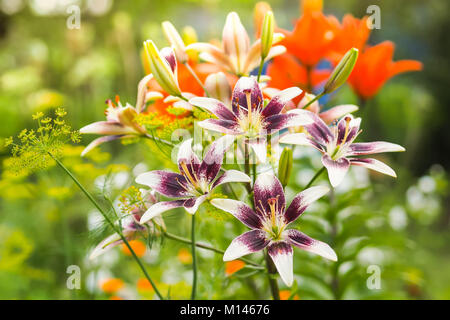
162, 21, 188, 63
182, 26, 198, 45
254, 2, 273, 38
323, 48, 358, 94
204, 72, 232, 104
143, 40, 182, 97
260, 11, 275, 60
278, 147, 293, 187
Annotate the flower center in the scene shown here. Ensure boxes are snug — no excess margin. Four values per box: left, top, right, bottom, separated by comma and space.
178, 161, 208, 195
237, 91, 264, 137
258, 196, 286, 241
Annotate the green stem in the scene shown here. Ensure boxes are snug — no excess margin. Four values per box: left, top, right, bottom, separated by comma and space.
190, 214, 198, 300
302, 92, 324, 110
163, 231, 264, 269
50, 154, 164, 300
257, 59, 265, 82
265, 249, 280, 300
304, 166, 326, 189
144, 134, 174, 147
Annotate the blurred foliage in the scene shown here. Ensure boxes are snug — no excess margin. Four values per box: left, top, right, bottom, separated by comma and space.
0, 0, 449, 300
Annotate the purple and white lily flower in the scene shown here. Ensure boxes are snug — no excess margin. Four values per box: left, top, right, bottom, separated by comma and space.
280, 113, 405, 187
189, 76, 313, 162
136, 135, 251, 224
211, 173, 336, 286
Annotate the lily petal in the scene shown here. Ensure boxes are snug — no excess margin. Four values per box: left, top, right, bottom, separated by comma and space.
285, 229, 337, 261
198, 135, 235, 183
322, 154, 351, 187
183, 195, 207, 214
189, 97, 236, 121
222, 12, 250, 74
319, 104, 359, 124
186, 42, 233, 70
81, 135, 126, 157
232, 77, 263, 114
253, 173, 285, 218
247, 137, 267, 163
337, 115, 361, 145
348, 141, 405, 156
89, 233, 123, 260
198, 119, 243, 135
304, 112, 334, 145
279, 132, 324, 152
223, 229, 269, 261
211, 169, 251, 189
140, 199, 186, 224
177, 138, 201, 177
265, 110, 313, 132
211, 198, 262, 229
136, 171, 190, 198
284, 185, 330, 224
267, 241, 294, 287
350, 158, 397, 177
80, 121, 137, 135
261, 87, 303, 118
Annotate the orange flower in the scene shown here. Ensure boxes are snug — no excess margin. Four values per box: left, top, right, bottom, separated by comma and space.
121, 239, 146, 258
279, 290, 300, 300
267, 54, 331, 97
100, 278, 124, 294
109, 295, 124, 300
225, 260, 245, 276
280, 11, 338, 67
328, 14, 370, 65
137, 278, 154, 292
348, 41, 423, 100
177, 248, 193, 264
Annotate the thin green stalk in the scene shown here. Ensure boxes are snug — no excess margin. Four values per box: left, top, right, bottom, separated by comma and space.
304, 166, 326, 189
50, 154, 164, 300
265, 249, 280, 300
257, 59, 265, 82
144, 133, 174, 147
184, 62, 210, 97
302, 92, 324, 110
163, 231, 264, 269
190, 214, 198, 300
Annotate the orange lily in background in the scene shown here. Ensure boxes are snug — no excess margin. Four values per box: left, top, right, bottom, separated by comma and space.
327, 14, 371, 65
280, 10, 338, 68
348, 41, 423, 100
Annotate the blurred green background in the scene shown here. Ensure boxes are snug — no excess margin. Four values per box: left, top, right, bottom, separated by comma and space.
0, 0, 449, 299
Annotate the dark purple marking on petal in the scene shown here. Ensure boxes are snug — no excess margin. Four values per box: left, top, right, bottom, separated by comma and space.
261, 87, 302, 118
211, 198, 262, 229
198, 136, 233, 183
223, 229, 270, 261
160, 47, 177, 73
231, 77, 263, 115
198, 119, 242, 135
304, 113, 334, 145
136, 170, 190, 198
347, 141, 405, 156
189, 97, 237, 121
285, 229, 337, 261
253, 173, 286, 218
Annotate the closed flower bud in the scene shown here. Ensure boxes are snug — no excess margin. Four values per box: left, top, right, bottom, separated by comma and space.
204, 72, 232, 104
182, 26, 198, 45
143, 40, 182, 97
278, 147, 293, 187
260, 11, 275, 59
162, 21, 188, 63
323, 48, 358, 94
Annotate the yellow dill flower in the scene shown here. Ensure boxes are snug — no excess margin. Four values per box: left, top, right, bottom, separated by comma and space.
5, 108, 80, 175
